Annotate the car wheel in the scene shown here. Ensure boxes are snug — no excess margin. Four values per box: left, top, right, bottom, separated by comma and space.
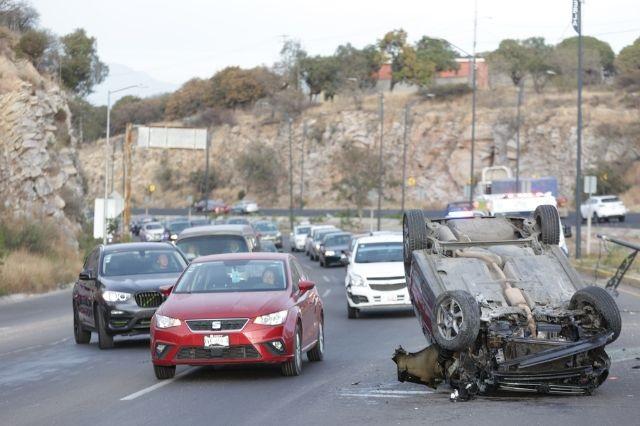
95, 306, 114, 350
569, 286, 622, 343
281, 325, 302, 376
620, 215, 626, 222
73, 304, 91, 344
307, 321, 324, 362
403, 210, 430, 272
534, 205, 560, 245
347, 303, 359, 319
433, 290, 480, 352
319, 258, 325, 267
154, 364, 176, 380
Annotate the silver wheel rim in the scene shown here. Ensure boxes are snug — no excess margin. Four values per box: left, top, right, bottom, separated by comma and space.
436, 296, 464, 341
318, 323, 324, 354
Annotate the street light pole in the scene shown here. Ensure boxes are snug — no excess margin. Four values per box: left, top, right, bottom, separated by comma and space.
288, 116, 294, 231
401, 103, 410, 213
515, 79, 524, 193
102, 84, 143, 245
574, 0, 584, 259
469, 0, 478, 204
300, 121, 306, 210
377, 92, 384, 231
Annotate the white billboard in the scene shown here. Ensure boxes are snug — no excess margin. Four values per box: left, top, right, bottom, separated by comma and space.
93, 197, 125, 239
136, 126, 207, 150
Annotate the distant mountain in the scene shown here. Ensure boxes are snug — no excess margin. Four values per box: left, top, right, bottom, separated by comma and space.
87, 63, 179, 106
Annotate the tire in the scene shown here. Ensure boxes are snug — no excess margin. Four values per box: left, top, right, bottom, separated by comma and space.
307, 321, 324, 362
569, 286, 622, 343
320, 258, 326, 267
154, 364, 176, 380
403, 210, 429, 270
73, 304, 91, 344
433, 290, 480, 352
95, 306, 114, 349
620, 215, 626, 223
533, 205, 560, 245
281, 325, 303, 376
347, 303, 359, 319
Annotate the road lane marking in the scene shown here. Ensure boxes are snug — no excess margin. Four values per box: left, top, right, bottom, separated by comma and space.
120, 367, 195, 401
322, 289, 331, 298
339, 389, 433, 399
323, 276, 330, 283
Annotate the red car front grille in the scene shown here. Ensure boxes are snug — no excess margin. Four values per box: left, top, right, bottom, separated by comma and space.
176, 345, 260, 360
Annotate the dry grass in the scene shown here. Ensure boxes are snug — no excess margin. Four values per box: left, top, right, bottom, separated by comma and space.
0, 249, 80, 295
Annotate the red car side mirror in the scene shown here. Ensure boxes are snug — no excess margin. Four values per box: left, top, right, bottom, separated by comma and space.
298, 280, 315, 292
159, 284, 174, 297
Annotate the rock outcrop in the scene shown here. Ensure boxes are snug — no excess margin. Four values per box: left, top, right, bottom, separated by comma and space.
0, 78, 84, 245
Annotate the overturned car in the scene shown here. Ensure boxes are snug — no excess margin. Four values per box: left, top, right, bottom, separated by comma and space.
394, 205, 621, 399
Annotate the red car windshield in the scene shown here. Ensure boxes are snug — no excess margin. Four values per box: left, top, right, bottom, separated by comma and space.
174, 259, 287, 293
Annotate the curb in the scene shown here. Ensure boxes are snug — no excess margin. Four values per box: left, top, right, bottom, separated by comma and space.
573, 264, 640, 289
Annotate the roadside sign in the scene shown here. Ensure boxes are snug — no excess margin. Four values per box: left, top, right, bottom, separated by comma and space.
407, 177, 416, 187
572, 0, 580, 34
186, 195, 194, 205
148, 184, 156, 193
583, 175, 597, 194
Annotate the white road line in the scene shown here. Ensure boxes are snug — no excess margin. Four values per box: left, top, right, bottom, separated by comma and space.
120, 367, 195, 401
322, 276, 331, 283
322, 289, 331, 298
339, 389, 433, 398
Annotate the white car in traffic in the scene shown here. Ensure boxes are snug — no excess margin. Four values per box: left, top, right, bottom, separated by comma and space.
140, 222, 165, 242
289, 223, 311, 251
304, 225, 336, 255
580, 195, 627, 222
344, 233, 411, 318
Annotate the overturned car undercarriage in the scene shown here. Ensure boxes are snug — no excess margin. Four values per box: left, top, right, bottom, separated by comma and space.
394, 206, 621, 400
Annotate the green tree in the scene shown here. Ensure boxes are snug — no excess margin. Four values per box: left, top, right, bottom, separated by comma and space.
59, 29, 108, 96
616, 37, 640, 91
299, 55, 341, 101
414, 36, 458, 72
488, 39, 530, 86
378, 29, 411, 90
334, 43, 382, 89
110, 94, 167, 134
275, 39, 307, 90
15, 29, 51, 68
552, 36, 615, 85
68, 97, 107, 143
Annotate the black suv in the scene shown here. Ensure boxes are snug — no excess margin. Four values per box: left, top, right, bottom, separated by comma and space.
72, 242, 188, 349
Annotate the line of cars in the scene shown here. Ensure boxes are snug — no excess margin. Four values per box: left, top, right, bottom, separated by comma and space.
74, 216, 324, 380
293, 224, 415, 319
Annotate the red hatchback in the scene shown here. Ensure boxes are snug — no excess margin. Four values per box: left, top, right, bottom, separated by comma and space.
150, 253, 324, 379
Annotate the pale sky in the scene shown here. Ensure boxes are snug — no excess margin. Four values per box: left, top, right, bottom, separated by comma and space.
30, 0, 640, 100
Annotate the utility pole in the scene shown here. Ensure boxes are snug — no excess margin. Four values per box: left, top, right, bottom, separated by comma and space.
288, 116, 294, 231
469, 0, 478, 204
204, 130, 211, 212
377, 92, 384, 231
515, 79, 524, 193
300, 121, 306, 210
573, 0, 584, 258
401, 103, 410, 213
123, 124, 133, 237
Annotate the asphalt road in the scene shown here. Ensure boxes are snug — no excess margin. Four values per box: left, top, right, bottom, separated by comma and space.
3, 253, 640, 425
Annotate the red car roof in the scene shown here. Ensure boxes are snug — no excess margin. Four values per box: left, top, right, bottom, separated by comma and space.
192, 252, 292, 263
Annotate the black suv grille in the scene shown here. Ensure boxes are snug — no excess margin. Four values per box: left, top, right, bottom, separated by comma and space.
186, 319, 248, 331
369, 283, 406, 292
135, 291, 163, 308
176, 345, 260, 360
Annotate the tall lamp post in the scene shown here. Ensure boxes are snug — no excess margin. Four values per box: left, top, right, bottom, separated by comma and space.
572, 0, 584, 258
103, 84, 143, 245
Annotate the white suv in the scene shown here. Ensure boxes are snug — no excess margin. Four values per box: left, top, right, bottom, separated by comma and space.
344, 233, 411, 318
289, 224, 311, 251
580, 195, 627, 222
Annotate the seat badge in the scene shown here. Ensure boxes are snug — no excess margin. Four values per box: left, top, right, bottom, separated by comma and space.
211, 321, 222, 330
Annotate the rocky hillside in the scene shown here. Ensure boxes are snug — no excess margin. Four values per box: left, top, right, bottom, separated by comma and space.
78, 88, 640, 211
0, 42, 84, 245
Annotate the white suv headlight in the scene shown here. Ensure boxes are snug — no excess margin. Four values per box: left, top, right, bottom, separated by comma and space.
325, 250, 335, 256
349, 273, 366, 287
155, 314, 182, 329
102, 290, 132, 303
254, 310, 288, 325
